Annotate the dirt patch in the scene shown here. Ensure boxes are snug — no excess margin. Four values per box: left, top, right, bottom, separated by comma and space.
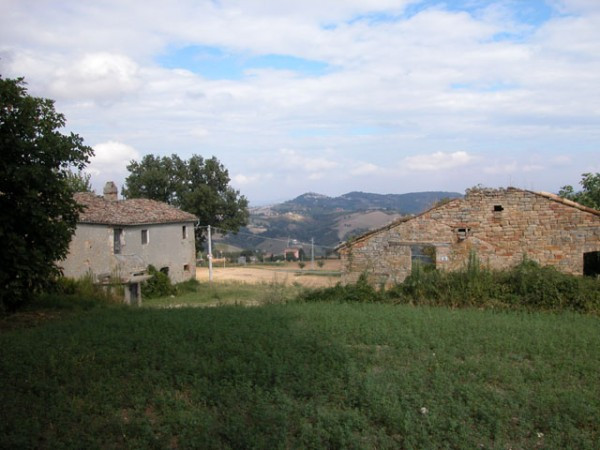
195, 260, 341, 288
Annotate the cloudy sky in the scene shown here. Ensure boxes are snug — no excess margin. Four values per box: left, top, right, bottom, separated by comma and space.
1, 0, 599, 204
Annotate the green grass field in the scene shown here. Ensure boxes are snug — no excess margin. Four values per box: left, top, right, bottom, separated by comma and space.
2, 289, 599, 448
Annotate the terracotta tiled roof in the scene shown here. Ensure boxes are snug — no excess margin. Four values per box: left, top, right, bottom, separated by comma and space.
74, 192, 198, 225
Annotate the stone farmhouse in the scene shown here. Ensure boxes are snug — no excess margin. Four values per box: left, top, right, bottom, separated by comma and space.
60, 182, 197, 304
337, 187, 600, 287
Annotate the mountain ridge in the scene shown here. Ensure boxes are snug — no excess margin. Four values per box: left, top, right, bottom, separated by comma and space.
220, 190, 463, 255
270, 190, 462, 214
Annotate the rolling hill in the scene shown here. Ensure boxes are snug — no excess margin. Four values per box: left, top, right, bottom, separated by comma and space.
215, 191, 462, 256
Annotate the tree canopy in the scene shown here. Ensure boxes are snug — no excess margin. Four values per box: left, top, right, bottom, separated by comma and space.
558, 173, 600, 210
122, 154, 249, 245
65, 170, 93, 193
0, 76, 94, 310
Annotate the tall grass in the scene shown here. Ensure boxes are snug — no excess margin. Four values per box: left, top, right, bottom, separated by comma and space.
303, 258, 600, 314
143, 280, 305, 308
30, 274, 122, 311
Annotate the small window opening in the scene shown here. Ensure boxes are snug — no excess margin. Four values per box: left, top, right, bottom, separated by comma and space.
410, 245, 436, 269
494, 205, 504, 212
457, 228, 471, 241
182, 225, 188, 239
113, 228, 123, 254
183, 264, 190, 272
160, 267, 169, 275
141, 229, 149, 245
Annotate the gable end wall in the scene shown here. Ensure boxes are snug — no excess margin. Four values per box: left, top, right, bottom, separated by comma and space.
340, 190, 600, 286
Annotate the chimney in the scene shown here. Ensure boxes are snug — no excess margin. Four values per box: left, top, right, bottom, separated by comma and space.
103, 181, 118, 201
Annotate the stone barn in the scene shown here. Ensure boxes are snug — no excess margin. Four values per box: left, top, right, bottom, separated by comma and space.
337, 187, 600, 287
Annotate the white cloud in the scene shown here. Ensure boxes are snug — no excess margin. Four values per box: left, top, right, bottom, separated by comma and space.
50, 53, 141, 103
404, 151, 475, 171
483, 162, 518, 175
232, 173, 264, 186
551, 155, 573, 165
350, 162, 381, 175
278, 149, 339, 172
1, 0, 599, 203
87, 141, 140, 191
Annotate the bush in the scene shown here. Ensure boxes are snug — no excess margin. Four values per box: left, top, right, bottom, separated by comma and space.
302, 259, 600, 314
386, 258, 600, 314
142, 265, 176, 298
299, 273, 384, 303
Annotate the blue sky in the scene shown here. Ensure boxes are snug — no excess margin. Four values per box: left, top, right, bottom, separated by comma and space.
158, 46, 331, 80
1, 0, 599, 204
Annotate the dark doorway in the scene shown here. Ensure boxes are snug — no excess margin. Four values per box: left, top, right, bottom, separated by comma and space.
129, 283, 140, 306
583, 251, 600, 277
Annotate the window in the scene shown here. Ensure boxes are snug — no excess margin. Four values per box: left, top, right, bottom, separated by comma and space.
141, 229, 149, 245
494, 205, 504, 212
457, 228, 471, 241
183, 264, 190, 272
410, 245, 436, 269
160, 267, 169, 275
113, 228, 123, 254
182, 225, 188, 239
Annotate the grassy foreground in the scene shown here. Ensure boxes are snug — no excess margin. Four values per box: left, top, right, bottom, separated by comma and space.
1, 300, 599, 448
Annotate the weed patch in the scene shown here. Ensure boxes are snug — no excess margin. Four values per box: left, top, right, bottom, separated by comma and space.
305, 260, 600, 314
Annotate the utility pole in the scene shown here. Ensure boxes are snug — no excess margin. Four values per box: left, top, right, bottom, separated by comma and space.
207, 225, 213, 283
311, 237, 314, 270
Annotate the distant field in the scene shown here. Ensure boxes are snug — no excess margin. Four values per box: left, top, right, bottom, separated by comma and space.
1, 300, 599, 448
196, 260, 342, 288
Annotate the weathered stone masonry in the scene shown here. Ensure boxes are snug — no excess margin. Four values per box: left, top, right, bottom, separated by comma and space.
338, 188, 600, 286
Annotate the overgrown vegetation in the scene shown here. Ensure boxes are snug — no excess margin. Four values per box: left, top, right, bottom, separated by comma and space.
300, 272, 382, 303
1, 303, 599, 448
143, 280, 304, 308
141, 265, 177, 298
28, 274, 122, 312
302, 258, 600, 314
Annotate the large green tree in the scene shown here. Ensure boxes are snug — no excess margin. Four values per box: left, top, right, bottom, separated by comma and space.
558, 172, 600, 210
122, 154, 249, 245
0, 76, 94, 310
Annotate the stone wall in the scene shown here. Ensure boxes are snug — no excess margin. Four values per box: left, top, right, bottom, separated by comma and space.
340, 188, 600, 286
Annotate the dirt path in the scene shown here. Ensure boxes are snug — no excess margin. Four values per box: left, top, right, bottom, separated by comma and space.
195, 261, 342, 288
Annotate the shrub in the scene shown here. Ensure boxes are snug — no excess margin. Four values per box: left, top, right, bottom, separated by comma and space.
300, 273, 384, 303
386, 259, 600, 314
304, 259, 600, 314
142, 265, 176, 298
